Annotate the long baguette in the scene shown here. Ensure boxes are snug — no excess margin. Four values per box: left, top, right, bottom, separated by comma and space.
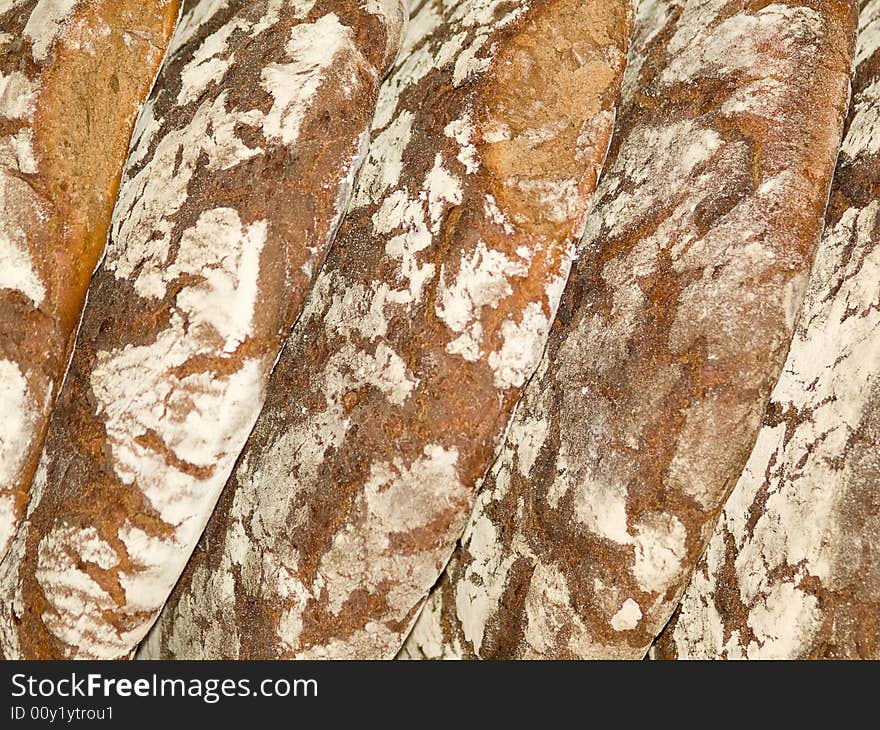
0, 0, 180, 562
0, 0, 404, 660
653, 0, 880, 660
401, 0, 857, 660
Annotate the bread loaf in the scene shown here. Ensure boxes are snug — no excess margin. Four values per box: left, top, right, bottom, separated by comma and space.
400, 0, 857, 660
652, 0, 880, 660
0, 0, 404, 660
144, 0, 632, 660
0, 0, 180, 562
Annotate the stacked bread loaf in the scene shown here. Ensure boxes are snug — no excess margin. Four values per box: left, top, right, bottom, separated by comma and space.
143, 0, 632, 660
0, 0, 876, 661
652, 0, 880, 660
400, 0, 857, 660
0, 0, 405, 660
0, 0, 179, 562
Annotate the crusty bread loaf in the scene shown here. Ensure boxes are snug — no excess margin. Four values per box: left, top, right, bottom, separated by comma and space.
0, 0, 180, 562
143, 0, 632, 660
0, 0, 405, 660
652, 0, 880, 660
400, 0, 857, 660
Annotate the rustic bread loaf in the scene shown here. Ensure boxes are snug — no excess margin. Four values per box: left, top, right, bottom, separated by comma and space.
400, 0, 857, 660
0, 0, 180, 562
143, 0, 632, 660
652, 0, 880, 660
0, 0, 404, 660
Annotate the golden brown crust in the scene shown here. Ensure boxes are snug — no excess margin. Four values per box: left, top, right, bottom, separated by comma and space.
0, 0, 180, 561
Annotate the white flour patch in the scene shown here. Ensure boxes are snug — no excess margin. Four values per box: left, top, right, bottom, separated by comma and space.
0, 493, 16, 560
0, 222, 46, 307
24, 0, 79, 62
262, 15, 352, 144
0, 360, 38, 495
454, 502, 518, 654
488, 302, 552, 390
0, 70, 37, 120
35, 524, 128, 659
610, 598, 642, 631
437, 241, 526, 362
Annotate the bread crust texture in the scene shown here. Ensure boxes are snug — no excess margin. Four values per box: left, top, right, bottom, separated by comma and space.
0, 0, 405, 660
400, 0, 858, 661
654, 0, 880, 661
145, 0, 632, 660
0, 0, 181, 563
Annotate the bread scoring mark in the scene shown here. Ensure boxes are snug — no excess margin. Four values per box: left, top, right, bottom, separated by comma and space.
361, 0, 406, 68
23, 0, 79, 62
